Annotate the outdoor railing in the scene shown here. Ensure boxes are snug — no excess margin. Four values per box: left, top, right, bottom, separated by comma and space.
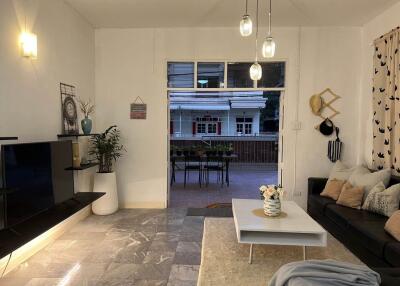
170, 136, 278, 163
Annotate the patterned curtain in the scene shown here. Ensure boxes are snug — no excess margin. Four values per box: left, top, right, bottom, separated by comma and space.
372, 30, 400, 173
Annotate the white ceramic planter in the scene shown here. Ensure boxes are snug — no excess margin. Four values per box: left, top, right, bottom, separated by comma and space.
92, 172, 118, 215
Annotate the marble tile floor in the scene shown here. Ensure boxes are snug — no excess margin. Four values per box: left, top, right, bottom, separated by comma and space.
170, 164, 278, 208
0, 209, 204, 286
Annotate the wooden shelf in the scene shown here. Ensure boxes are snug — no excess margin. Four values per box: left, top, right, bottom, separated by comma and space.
57, 133, 99, 138
65, 162, 99, 171
0, 192, 105, 258
0, 137, 18, 141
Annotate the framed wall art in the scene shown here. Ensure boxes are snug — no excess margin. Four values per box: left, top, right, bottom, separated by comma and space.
60, 83, 79, 134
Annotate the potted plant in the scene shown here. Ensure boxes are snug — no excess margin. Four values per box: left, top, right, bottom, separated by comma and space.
225, 143, 233, 156
209, 145, 217, 156
170, 145, 176, 156
216, 144, 224, 157
183, 146, 190, 156
176, 146, 183, 156
78, 98, 95, 135
89, 125, 125, 215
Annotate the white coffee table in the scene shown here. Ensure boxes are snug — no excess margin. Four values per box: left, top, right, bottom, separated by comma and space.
232, 199, 327, 264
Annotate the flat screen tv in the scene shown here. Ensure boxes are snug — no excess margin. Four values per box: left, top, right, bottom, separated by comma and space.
1, 141, 74, 229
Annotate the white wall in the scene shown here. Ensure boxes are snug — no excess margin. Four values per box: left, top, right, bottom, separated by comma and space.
359, 1, 400, 167
0, 0, 95, 192
95, 26, 363, 208
295, 27, 362, 206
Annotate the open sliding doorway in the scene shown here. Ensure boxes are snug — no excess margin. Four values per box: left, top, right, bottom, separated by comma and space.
167, 61, 285, 208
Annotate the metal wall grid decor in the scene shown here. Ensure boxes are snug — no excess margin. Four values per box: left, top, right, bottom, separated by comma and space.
60, 83, 79, 134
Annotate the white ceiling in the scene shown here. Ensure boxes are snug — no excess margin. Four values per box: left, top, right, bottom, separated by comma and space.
64, 0, 400, 28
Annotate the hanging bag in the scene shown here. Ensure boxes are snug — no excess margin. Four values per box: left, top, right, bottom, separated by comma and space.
328, 127, 343, 162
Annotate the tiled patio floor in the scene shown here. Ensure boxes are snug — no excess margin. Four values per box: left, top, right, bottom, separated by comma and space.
169, 164, 278, 208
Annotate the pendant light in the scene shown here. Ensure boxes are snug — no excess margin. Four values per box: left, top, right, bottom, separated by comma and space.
250, 0, 262, 81
262, 0, 276, 58
240, 0, 252, 37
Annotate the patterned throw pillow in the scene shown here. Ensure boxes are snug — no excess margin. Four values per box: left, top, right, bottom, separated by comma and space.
362, 182, 400, 217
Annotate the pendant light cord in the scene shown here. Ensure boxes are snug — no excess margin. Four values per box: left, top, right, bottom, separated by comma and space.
245, 0, 248, 15
255, 0, 259, 62
268, 0, 272, 36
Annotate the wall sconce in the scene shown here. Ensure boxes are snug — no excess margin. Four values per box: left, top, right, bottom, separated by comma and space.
19, 32, 37, 59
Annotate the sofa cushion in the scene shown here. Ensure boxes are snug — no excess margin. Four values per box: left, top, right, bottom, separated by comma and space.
320, 179, 345, 200
348, 219, 395, 258
363, 183, 400, 217
308, 194, 335, 213
336, 183, 364, 209
348, 167, 391, 200
328, 161, 356, 181
384, 243, 400, 267
385, 211, 400, 241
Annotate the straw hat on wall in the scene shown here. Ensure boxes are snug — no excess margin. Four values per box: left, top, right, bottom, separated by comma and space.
309, 94, 323, 115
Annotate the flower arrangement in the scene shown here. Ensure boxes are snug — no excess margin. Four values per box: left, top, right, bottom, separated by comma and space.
259, 185, 284, 200
78, 98, 95, 118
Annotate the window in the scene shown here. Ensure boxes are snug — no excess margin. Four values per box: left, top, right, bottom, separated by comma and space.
167, 62, 194, 88
167, 61, 285, 89
197, 62, 224, 88
197, 123, 206, 134
236, 117, 253, 135
196, 116, 219, 135
227, 62, 254, 88
207, 123, 217, 134
258, 62, 285, 88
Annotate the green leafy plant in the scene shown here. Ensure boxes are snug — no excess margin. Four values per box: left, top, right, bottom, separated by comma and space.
89, 125, 125, 173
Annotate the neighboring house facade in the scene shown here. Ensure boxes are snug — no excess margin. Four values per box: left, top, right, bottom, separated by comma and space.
170, 91, 267, 138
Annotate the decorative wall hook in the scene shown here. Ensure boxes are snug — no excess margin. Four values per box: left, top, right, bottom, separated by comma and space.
310, 88, 341, 130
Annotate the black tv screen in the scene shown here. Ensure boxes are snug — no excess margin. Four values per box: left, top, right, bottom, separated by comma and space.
1, 141, 74, 228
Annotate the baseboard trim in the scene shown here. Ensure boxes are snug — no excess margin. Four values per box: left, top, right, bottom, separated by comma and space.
0, 206, 91, 276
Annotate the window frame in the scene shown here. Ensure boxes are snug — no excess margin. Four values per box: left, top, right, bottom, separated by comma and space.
236, 117, 253, 135
167, 60, 286, 92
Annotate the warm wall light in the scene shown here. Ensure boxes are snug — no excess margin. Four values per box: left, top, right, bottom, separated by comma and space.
19, 32, 37, 59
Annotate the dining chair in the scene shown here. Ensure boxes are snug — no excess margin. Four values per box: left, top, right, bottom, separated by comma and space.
184, 155, 202, 188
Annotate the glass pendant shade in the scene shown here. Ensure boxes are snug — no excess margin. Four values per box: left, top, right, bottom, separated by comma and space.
262, 36, 276, 58
240, 15, 252, 37
250, 62, 262, 80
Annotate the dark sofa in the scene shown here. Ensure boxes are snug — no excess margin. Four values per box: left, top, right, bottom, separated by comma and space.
307, 176, 400, 286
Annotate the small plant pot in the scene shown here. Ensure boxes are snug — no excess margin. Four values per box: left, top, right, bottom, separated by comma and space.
176, 151, 182, 156
225, 151, 232, 156
183, 150, 189, 156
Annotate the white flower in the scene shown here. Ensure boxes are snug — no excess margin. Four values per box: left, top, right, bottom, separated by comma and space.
259, 185, 268, 193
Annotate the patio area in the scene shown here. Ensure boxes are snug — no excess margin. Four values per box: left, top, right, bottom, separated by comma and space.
169, 164, 278, 208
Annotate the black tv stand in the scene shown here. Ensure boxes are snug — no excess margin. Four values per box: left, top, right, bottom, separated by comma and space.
0, 192, 104, 258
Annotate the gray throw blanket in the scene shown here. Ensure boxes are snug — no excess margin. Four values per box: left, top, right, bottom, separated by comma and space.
269, 260, 381, 286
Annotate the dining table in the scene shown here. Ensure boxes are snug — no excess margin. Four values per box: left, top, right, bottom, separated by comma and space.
170, 154, 238, 187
